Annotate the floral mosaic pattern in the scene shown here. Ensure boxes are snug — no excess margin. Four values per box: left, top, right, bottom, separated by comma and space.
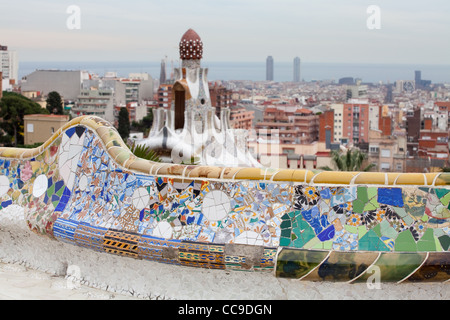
0, 116, 449, 282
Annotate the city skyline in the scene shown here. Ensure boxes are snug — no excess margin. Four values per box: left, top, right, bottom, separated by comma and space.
0, 1, 449, 65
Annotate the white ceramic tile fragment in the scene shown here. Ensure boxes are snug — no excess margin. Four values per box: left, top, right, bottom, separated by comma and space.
79, 175, 88, 191
153, 221, 173, 239
234, 231, 265, 246
33, 175, 48, 198
0, 175, 10, 196
202, 190, 231, 221
132, 187, 149, 211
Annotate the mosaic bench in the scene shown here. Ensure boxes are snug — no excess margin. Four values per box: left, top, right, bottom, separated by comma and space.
0, 116, 448, 283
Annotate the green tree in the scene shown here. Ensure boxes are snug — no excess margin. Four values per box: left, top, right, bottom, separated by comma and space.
320, 149, 375, 172
127, 141, 161, 162
131, 113, 153, 137
117, 107, 130, 140
46, 91, 64, 115
0, 92, 49, 146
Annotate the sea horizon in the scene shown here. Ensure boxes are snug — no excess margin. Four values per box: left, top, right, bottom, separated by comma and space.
18, 60, 450, 85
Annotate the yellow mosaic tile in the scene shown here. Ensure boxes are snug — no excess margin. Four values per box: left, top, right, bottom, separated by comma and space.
80, 116, 104, 131
395, 173, 425, 185
0, 148, 25, 158
62, 116, 82, 129
114, 150, 134, 165
353, 172, 386, 185
425, 173, 439, 186
106, 146, 123, 163
221, 167, 243, 180
386, 173, 401, 185
271, 169, 296, 182
18, 149, 35, 160
234, 167, 266, 180
164, 164, 186, 176
263, 168, 279, 181
312, 171, 357, 184
151, 163, 172, 175
292, 170, 314, 183
126, 158, 155, 174
187, 166, 223, 179
96, 126, 114, 142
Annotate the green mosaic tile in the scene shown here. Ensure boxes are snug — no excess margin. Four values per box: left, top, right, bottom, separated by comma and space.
46, 183, 55, 197
394, 229, 417, 252
435, 189, 450, 205
323, 240, 333, 250
367, 187, 378, 199
280, 237, 291, 247
380, 220, 398, 239
357, 226, 368, 239
359, 229, 389, 251
357, 187, 369, 202
438, 235, 450, 251
402, 215, 414, 226
290, 219, 315, 249
352, 199, 365, 214
309, 239, 323, 249
364, 202, 378, 212
417, 229, 436, 252
344, 225, 358, 234
433, 228, 445, 237
372, 223, 382, 237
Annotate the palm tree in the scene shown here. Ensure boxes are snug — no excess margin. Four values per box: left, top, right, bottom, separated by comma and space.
320, 149, 375, 172
127, 141, 161, 162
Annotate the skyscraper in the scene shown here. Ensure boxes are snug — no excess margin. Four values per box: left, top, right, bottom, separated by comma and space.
266, 56, 274, 81
0, 44, 18, 85
415, 70, 421, 84
159, 59, 167, 84
293, 57, 301, 82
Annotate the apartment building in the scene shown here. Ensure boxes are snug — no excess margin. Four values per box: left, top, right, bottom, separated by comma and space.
120, 73, 154, 104
229, 106, 254, 130
341, 99, 370, 145
209, 83, 232, 117
157, 84, 173, 109
71, 79, 126, 123
368, 128, 407, 172
0, 44, 18, 85
21, 70, 90, 101
255, 106, 319, 144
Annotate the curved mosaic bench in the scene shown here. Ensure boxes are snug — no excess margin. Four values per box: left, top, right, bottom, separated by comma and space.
0, 115, 449, 283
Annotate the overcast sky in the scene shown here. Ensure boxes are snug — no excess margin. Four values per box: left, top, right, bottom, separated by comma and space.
1, 0, 449, 65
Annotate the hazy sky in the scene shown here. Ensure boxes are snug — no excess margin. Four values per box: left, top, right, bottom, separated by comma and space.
1, 0, 449, 65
